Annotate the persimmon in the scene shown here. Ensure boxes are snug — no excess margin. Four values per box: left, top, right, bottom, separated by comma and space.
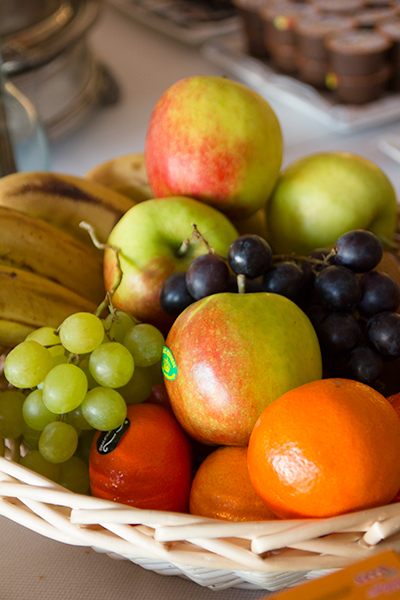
89, 403, 192, 512
248, 378, 400, 519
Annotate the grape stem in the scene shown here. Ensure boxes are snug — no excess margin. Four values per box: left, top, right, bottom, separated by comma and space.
237, 274, 246, 294
272, 251, 336, 267
79, 221, 123, 317
191, 223, 215, 254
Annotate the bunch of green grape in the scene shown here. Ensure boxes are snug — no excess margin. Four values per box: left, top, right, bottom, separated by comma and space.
0, 310, 165, 494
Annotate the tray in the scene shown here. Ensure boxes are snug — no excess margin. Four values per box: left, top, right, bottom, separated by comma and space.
379, 134, 400, 164
202, 32, 400, 133
106, 0, 240, 45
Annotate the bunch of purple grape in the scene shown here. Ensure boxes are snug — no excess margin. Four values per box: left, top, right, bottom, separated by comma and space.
159, 229, 400, 390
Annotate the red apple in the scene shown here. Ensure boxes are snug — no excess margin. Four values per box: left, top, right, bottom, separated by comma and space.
145, 76, 283, 221
163, 292, 322, 446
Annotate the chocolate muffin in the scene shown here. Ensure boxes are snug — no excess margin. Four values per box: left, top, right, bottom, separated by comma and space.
259, 2, 316, 71
377, 17, 400, 88
325, 28, 392, 75
232, 0, 271, 57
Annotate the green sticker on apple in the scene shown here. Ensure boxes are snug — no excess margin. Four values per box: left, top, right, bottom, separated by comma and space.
162, 346, 177, 381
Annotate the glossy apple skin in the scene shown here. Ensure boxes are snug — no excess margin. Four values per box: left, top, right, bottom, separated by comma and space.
266, 152, 398, 255
164, 292, 322, 446
145, 76, 283, 221
104, 196, 238, 334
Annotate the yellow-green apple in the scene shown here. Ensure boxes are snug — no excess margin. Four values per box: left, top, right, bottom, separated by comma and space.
232, 207, 269, 240
163, 292, 322, 446
145, 76, 283, 221
266, 152, 398, 255
104, 196, 238, 334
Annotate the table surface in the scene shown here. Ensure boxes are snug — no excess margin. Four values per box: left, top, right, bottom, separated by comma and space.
3, 2, 400, 599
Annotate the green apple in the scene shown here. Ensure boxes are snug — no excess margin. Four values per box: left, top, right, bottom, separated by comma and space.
104, 196, 239, 334
145, 76, 283, 221
232, 207, 269, 240
163, 292, 322, 446
266, 152, 398, 255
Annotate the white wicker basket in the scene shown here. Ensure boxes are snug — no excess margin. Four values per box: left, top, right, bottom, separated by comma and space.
2, 220, 400, 594
3, 443, 400, 593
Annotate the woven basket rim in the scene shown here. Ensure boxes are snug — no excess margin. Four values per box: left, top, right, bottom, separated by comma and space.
2, 440, 400, 591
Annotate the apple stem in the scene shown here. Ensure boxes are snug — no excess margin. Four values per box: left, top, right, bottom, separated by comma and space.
237, 274, 246, 294
191, 223, 215, 254
176, 237, 190, 257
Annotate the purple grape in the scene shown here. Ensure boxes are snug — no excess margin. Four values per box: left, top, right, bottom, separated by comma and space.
334, 345, 383, 385
315, 311, 361, 355
358, 270, 400, 318
261, 261, 308, 304
160, 272, 195, 315
334, 230, 383, 273
315, 265, 361, 311
367, 311, 400, 360
228, 234, 273, 279
186, 253, 230, 300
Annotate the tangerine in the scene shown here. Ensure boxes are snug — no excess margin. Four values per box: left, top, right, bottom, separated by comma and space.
89, 403, 192, 512
190, 446, 278, 521
247, 378, 400, 519
387, 392, 400, 418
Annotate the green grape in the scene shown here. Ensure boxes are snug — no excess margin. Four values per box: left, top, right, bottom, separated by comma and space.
4, 340, 53, 389
89, 342, 134, 388
20, 449, 60, 481
78, 355, 98, 389
48, 345, 68, 367
57, 456, 90, 494
81, 387, 127, 431
22, 424, 41, 450
39, 421, 78, 464
59, 312, 104, 354
123, 323, 165, 367
22, 389, 58, 431
76, 429, 96, 466
103, 309, 137, 343
65, 405, 93, 431
0, 390, 25, 438
117, 366, 153, 405
26, 327, 60, 347
147, 359, 164, 386
42, 364, 88, 414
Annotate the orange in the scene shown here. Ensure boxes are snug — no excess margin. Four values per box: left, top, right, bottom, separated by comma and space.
247, 378, 400, 519
189, 446, 278, 521
387, 392, 400, 418
89, 403, 192, 512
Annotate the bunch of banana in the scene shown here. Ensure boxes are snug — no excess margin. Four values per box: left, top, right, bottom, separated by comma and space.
0, 264, 97, 348
0, 170, 135, 348
0, 171, 135, 247
85, 152, 153, 202
0, 206, 104, 305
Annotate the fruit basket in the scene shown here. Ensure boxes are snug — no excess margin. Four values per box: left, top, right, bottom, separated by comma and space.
1, 212, 400, 595
2, 442, 400, 593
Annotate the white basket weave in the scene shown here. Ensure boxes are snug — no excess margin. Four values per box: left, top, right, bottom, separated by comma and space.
3, 446, 400, 593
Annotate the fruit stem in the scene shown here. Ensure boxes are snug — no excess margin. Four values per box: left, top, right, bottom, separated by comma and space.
237, 274, 246, 294
79, 221, 123, 317
191, 223, 215, 254
176, 237, 190, 257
